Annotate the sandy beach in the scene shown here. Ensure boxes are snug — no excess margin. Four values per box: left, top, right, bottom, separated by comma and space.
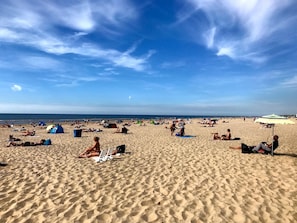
0, 118, 296, 223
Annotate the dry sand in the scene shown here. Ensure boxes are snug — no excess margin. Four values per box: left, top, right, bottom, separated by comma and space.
0, 118, 296, 223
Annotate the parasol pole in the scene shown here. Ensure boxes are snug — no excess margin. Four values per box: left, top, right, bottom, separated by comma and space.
271, 125, 274, 156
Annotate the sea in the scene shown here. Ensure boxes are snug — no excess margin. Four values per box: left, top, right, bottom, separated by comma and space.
0, 113, 240, 125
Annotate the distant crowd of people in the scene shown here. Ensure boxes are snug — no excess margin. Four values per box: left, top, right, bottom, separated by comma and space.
1, 118, 282, 168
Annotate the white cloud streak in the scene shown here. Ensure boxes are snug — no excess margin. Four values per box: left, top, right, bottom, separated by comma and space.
20, 56, 62, 70
281, 75, 297, 87
181, 0, 296, 63
0, 0, 150, 72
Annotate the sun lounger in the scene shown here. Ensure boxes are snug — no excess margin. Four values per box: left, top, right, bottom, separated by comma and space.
105, 148, 114, 161
93, 149, 108, 163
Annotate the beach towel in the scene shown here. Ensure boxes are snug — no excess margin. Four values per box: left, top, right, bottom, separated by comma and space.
43, 139, 52, 145
177, 135, 196, 138
241, 143, 253, 153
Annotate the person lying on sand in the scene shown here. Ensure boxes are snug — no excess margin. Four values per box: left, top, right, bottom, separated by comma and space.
83, 128, 102, 132
229, 135, 279, 154
78, 136, 101, 158
22, 130, 36, 136
7, 139, 46, 147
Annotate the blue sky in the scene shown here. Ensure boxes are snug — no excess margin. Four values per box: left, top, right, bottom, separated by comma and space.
1, 0, 297, 116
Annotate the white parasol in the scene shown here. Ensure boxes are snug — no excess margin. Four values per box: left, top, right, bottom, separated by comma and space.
46, 124, 55, 133
255, 114, 295, 155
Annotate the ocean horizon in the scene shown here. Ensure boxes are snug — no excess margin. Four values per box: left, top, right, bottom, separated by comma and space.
0, 113, 246, 125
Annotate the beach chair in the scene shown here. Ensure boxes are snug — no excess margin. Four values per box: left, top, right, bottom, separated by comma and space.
93, 149, 108, 163
105, 148, 114, 161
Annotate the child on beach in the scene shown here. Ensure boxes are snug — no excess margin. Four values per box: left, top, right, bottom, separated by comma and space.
78, 136, 101, 158
170, 121, 176, 136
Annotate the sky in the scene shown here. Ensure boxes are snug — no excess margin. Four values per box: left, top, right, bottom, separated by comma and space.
1, 0, 297, 116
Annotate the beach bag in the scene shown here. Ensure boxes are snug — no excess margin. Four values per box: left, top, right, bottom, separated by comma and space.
121, 127, 128, 134
116, 144, 126, 153
23, 141, 31, 147
241, 143, 253, 153
43, 139, 52, 145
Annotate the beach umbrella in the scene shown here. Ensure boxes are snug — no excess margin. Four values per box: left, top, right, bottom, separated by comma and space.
255, 114, 295, 155
46, 124, 55, 133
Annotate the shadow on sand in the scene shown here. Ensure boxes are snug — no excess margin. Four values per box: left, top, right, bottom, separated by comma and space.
273, 153, 297, 158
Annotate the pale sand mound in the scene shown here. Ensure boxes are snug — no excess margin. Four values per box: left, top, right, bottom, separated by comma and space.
0, 118, 296, 223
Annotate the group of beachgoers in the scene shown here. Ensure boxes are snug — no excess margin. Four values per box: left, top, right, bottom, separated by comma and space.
1, 120, 280, 168
78, 136, 120, 158
210, 127, 279, 154
167, 120, 279, 155
6, 133, 51, 147
169, 120, 185, 136
212, 129, 232, 140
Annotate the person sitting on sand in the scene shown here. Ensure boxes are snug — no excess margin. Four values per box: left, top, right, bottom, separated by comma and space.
213, 129, 231, 140
78, 136, 101, 158
114, 126, 129, 134
121, 126, 128, 134
7, 139, 46, 147
213, 133, 221, 140
221, 129, 231, 140
229, 135, 279, 154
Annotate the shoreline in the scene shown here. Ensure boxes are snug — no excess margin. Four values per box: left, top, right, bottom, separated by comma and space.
0, 113, 252, 126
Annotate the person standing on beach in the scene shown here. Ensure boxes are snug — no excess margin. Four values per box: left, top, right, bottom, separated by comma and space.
178, 120, 185, 136
78, 136, 101, 158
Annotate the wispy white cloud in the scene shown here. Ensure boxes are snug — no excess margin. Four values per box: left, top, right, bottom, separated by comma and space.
20, 56, 62, 70
11, 84, 22, 91
0, 28, 21, 40
41, 72, 111, 87
204, 27, 216, 48
0, 103, 102, 114
281, 75, 297, 87
180, 0, 296, 63
0, 0, 150, 72
216, 47, 234, 58
42, 1, 95, 31
161, 60, 186, 69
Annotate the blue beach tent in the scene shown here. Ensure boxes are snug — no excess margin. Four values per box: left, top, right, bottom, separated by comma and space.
50, 125, 64, 134
38, 121, 46, 126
